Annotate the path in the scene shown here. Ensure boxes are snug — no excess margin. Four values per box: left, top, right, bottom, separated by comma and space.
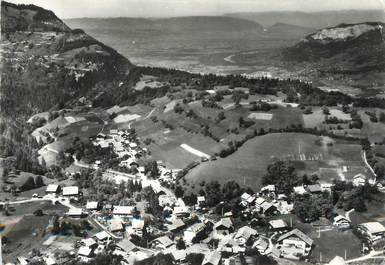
180, 143, 210, 159
346, 209, 354, 222
143, 108, 156, 120
362, 150, 377, 184
346, 250, 384, 263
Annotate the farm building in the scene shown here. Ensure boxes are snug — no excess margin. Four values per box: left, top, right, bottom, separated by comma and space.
356, 222, 385, 244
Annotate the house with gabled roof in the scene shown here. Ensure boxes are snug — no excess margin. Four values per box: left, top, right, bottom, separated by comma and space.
151, 235, 174, 250
46, 184, 61, 194
269, 219, 289, 232
214, 217, 234, 236
234, 226, 258, 245
202, 251, 222, 265
276, 228, 313, 260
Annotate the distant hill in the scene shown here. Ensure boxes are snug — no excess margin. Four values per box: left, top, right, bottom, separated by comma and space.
267, 23, 315, 37
66, 16, 263, 32
283, 22, 385, 72
225, 10, 385, 29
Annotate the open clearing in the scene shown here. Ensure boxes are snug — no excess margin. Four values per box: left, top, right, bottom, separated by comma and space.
184, 133, 361, 191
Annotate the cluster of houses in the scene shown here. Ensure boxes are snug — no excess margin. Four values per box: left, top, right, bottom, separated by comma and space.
8, 126, 385, 265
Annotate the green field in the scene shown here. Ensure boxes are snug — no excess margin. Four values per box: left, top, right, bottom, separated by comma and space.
184, 133, 362, 191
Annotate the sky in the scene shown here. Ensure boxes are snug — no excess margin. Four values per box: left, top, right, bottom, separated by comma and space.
7, 0, 385, 18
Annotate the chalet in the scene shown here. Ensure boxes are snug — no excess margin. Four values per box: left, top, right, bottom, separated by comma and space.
184, 223, 206, 244
93, 231, 111, 242
333, 215, 351, 230
81, 238, 97, 248
173, 206, 190, 217
86, 201, 99, 211
46, 184, 61, 194
112, 206, 134, 216
260, 185, 275, 195
78, 246, 94, 258
197, 196, 206, 208
356, 222, 385, 244
202, 251, 222, 265
306, 184, 322, 194
276, 229, 313, 260
116, 239, 138, 252
130, 218, 145, 236
62, 186, 79, 197
152, 235, 174, 250
240, 193, 255, 206
253, 237, 269, 254
214, 217, 234, 236
269, 219, 289, 232
353, 174, 367, 187
255, 197, 266, 209
260, 201, 277, 216
234, 226, 258, 245
293, 186, 307, 195
109, 219, 124, 232
67, 208, 83, 218
167, 218, 185, 233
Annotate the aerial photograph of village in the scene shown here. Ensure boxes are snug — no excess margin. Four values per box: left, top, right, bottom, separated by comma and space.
0, 0, 385, 264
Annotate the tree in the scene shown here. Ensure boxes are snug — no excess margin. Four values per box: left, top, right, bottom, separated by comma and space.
322, 106, 330, 115
174, 185, 184, 198
262, 161, 299, 195
144, 160, 159, 179
35, 175, 44, 187
379, 112, 385, 123
20, 176, 36, 191
176, 238, 186, 249
34, 209, 44, 216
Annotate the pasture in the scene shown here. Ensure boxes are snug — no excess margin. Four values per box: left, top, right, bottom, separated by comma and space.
184, 133, 362, 191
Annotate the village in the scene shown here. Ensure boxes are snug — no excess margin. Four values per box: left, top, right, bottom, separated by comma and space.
2, 127, 385, 265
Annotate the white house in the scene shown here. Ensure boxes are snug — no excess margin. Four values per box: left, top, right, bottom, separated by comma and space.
112, 206, 134, 216
202, 251, 221, 265
152, 236, 174, 250
356, 222, 385, 243
184, 223, 206, 244
46, 184, 60, 194
333, 215, 351, 230
67, 208, 83, 218
234, 226, 258, 245
353, 174, 367, 186
276, 229, 313, 260
62, 186, 79, 197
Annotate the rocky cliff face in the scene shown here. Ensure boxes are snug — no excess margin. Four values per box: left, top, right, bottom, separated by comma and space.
283, 22, 385, 72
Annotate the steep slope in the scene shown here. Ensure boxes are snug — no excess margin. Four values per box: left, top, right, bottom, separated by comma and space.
283, 22, 385, 72
1, 1, 132, 118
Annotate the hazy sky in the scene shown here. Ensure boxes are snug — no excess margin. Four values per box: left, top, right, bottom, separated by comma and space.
7, 0, 385, 18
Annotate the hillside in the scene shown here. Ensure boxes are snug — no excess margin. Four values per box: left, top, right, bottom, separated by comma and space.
1, 1, 132, 118
283, 22, 385, 72
226, 10, 385, 29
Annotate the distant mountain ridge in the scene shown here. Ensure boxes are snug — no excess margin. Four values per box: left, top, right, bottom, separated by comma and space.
225, 10, 385, 29
66, 16, 264, 32
283, 22, 385, 72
